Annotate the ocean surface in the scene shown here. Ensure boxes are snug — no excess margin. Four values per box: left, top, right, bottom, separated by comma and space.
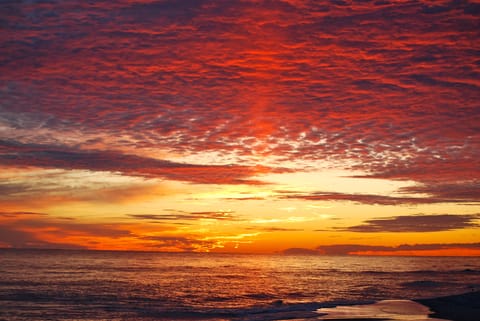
0, 249, 479, 320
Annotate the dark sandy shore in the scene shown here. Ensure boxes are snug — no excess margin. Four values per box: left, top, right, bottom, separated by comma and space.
314, 291, 480, 321
415, 290, 480, 321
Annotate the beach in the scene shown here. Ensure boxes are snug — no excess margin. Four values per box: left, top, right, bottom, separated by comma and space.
416, 290, 480, 321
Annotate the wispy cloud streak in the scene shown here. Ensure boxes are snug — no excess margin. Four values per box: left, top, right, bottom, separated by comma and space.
0, 139, 276, 184
128, 210, 239, 222
342, 214, 480, 233
278, 190, 480, 205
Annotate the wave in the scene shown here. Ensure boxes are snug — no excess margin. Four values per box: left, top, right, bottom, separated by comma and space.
401, 280, 453, 288
0, 289, 369, 321
242, 293, 278, 300
362, 268, 480, 275
136, 300, 359, 321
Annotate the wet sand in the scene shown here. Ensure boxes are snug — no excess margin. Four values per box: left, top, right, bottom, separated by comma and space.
317, 299, 448, 320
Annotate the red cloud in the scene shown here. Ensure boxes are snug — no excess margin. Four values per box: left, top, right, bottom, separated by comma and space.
1, 0, 478, 188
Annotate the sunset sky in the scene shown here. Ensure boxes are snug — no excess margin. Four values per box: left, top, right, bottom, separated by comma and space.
1, 0, 479, 255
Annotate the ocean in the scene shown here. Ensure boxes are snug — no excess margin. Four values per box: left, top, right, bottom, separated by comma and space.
0, 249, 479, 320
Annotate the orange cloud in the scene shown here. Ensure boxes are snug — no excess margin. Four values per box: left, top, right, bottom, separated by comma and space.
283, 242, 480, 256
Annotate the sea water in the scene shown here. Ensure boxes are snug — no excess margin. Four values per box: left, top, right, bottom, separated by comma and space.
0, 249, 479, 320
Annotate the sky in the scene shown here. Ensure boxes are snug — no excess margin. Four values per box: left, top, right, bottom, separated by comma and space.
0, 0, 479, 255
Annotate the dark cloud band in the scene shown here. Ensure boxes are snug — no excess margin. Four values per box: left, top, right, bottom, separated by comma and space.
341, 214, 480, 233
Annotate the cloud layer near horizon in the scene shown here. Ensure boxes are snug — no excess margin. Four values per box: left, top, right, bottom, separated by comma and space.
284, 243, 480, 256
0, 211, 224, 251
